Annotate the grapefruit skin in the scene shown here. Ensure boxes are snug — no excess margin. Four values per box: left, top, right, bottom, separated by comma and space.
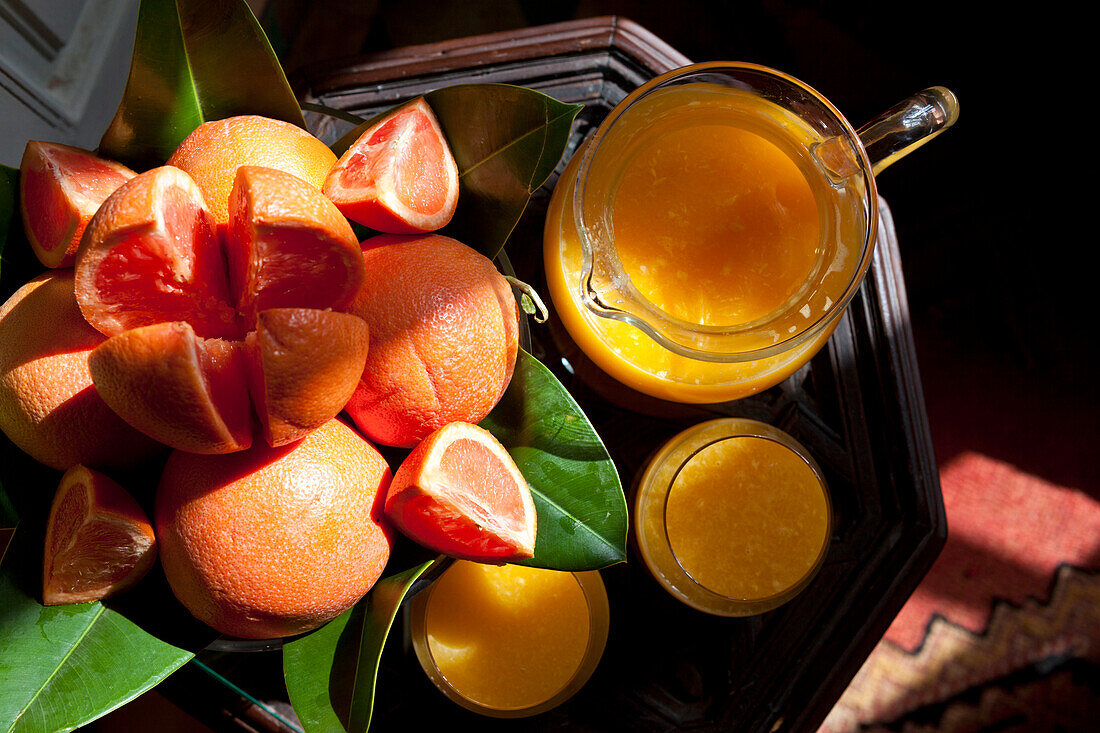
323, 97, 459, 234
0, 271, 165, 470
155, 419, 394, 639
245, 308, 370, 447
344, 234, 519, 448
19, 141, 136, 269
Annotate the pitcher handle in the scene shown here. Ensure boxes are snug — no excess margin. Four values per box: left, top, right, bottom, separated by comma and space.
857, 86, 959, 175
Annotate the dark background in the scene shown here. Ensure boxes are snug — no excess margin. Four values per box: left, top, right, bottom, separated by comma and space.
263, 0, 1090, 493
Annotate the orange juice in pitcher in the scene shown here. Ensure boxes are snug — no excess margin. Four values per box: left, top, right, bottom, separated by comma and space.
544, 63, 958, 403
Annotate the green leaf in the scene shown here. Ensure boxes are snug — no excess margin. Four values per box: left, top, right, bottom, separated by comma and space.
99, 0, 305, 169
330, 85, 581, 259
0, 526, 195, 732
481, 349, 627, 571
283, 560, 437, 733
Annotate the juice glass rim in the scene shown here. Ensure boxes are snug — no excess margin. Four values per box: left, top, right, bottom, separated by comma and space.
408, 565, 610, 718
573, 61, 879, 363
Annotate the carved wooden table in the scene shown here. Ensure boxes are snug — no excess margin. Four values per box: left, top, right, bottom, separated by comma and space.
171, 17, 946, 733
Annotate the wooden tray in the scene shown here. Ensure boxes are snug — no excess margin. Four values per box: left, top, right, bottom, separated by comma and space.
181, 16, 946, 733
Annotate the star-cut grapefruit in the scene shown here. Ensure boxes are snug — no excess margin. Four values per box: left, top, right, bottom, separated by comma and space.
323, 97, 459, 234
69, 158, 370, 453
385, 421, 537, 563
43, 464, 157, 605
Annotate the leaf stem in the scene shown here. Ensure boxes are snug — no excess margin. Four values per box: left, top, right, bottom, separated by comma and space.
505, 276, 550, 324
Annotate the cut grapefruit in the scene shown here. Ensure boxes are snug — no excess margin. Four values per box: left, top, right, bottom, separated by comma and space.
74, 166, 240, 340
227, 166, 365, 326
385, 422, 536, 563
323, 97, 459, 233
43, 464, 157, 605
19, 141, 135, 269
88, 320, 253, 454
246, 308, 369, 447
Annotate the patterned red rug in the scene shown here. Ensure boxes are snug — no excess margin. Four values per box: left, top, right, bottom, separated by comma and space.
820, 450, 1100, 731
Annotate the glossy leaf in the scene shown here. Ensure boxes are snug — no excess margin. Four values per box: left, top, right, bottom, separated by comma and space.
283, 560, 437, 733
0, 526, 194, 732
330, 85, 581, 258
99, 0, 304, 169
481, 349, 627, 571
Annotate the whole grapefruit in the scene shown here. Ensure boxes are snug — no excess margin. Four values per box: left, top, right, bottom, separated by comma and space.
154, 418, 393, 639
0, 271, 164, 470
344, 234, 519, 448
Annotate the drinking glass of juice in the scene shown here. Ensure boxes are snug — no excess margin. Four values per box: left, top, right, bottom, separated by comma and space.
634, 418, 832, 616
409, 561, 610, 717
544, 62, 958, 403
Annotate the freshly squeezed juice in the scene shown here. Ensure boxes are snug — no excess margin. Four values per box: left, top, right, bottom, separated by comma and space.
544, 82, 867, 402
410, 561, 609, 716
634, 419, 831, 616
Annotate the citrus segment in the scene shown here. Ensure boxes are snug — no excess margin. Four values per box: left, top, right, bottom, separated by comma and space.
167, 115, 337, 230
155, 418, 394, 639
344, 234, 518, 447
385, 422, 536, 562
19, 141, 136, 269
42, 464, 156, 605
88, 321, 253, 454
227, 166, 365, 325
323, 97, 459, 233
246, 308, 369, 447
0, 271, 165, 470
74, 166, 240, 339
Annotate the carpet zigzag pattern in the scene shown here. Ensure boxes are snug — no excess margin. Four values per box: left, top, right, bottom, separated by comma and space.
820, 451, 1100, 732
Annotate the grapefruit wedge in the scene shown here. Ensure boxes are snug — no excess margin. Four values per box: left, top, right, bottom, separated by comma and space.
74, 166, 240, 340
228, 166, 365, 326
323, 97, 459, 234
88, 321, 253, 454
19, 141, 136, 269
385, 422, 536, 562
246, 308, 370, 447
43, 464, 156, 605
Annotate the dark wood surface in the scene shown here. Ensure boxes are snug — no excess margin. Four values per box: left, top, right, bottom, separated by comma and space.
166, 17, 946, 733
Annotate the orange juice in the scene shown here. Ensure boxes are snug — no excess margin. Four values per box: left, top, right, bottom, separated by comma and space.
634, 419, 831, 616
409, 561, 609, 717
544, 81, 869, 403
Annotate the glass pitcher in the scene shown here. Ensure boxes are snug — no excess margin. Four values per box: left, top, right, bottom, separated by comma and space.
543, 62, 958, 403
